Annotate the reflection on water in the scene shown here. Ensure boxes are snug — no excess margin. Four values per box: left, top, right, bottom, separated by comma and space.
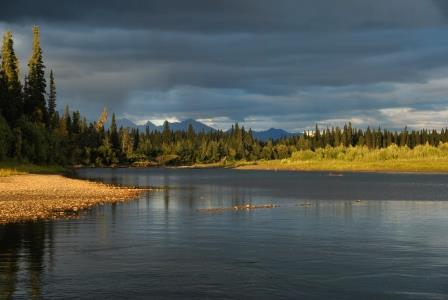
0, 222, 53, 300
1, 169, 448, 299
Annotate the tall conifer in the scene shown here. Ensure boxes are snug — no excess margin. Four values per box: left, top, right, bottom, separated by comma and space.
25, 26, 47, 123
1, 31, 22, 124
48, 70, 56, 121
0, 68, 8, 118
110, 113, 120, 150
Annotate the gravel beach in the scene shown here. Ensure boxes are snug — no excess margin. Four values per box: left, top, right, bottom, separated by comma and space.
0, 174, 143, 224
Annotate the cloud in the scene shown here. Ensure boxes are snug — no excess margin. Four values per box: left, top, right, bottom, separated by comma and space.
0, 0, 444, 32
0, 1, 448, 130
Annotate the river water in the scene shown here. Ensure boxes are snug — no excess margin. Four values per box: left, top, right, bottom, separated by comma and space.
1, 168, 448, 299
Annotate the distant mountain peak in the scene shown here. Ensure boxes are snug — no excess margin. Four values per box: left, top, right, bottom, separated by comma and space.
115, 118, 298, 140
115, 118, 215, 133
144, 120, 157, 126
115, 118, 157, 131
169, 119, 216, 132
252, 128, 295, 141
182, 118, 196, 122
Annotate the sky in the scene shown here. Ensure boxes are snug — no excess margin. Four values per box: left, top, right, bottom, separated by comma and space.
1, 0, 448, 131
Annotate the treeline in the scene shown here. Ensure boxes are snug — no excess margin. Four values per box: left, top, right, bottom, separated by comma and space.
86, 121, 448, 165
2, 28, 448, 167
0, 27, 66, 164
0, 27, 266, 166
283, 123, 448, 152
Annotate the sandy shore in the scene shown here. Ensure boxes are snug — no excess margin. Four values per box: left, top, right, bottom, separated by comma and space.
0, 174, 143, 224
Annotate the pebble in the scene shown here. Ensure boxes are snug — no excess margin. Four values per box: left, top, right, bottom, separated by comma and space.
0, 174, 144, 224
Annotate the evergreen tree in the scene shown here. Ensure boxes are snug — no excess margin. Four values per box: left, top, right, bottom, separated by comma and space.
63, 106, 72, 137
400, 127, 409, 147
313, 124, 321, 149
347, 122, 353, 146
132, 129, 140, 152
342, 124, 348, 147
162, 121, 171, 144
72, 111, 81, 135
334, 127, 341, 146
1, 31, 22, 124
187, 124, 195, 141
0, 115, 12, 159
365, 127, 373, 149
48, 70, 56, 123
0, 68, 8, 118
110, 113, 120, 151
25, 26, 47, 123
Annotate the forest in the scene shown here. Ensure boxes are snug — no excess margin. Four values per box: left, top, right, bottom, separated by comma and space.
2, 27, 448, 167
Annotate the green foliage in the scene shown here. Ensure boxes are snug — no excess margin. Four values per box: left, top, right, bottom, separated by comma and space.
290, 143, 448, 162
1, 32, 20, 82
48, 70, 56, 124
25, 26, 47, 123
0, 160, 66, 177
16, 118, 50, 163
110, 113, 120, 151
1, 31, 22, 124
2, 26, 448, 171
0, 115, 12, 159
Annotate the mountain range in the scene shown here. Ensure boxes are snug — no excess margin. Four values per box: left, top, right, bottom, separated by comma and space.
114, 118, 297, 141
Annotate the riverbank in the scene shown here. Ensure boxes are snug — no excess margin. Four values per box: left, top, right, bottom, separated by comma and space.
0, 161, 67, 177
0, 174, 143, 224
235, 158, 448, 173
75, 159, 448, 173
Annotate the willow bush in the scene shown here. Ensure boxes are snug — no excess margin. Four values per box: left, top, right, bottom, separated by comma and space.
290, 143, 448, 162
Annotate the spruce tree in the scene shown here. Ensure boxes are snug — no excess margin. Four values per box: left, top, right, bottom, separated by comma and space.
110, 113, 120, 151
72, 111, 81, 135
342, 124, 348, 147
1, 31, 23, 124
334, 127, 341, 146
400, 127, 408, 147
0, 68, 7, 118
365, 127, 373, 149
48, 70, 56, 122
314, 124, 321, 149
64, 105, 72, 137
162, 121, 171, 144
347, 122, 353, 146
133, 129, 140, 151
25, 26, 47, 123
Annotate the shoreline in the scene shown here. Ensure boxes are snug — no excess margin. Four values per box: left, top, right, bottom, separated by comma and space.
182, 160, 448, 174
235, 165, 448, 175
0, 174, 144, 224
2, 162, 446, 225
178, 160, 448, 175
76, 161, 448, 174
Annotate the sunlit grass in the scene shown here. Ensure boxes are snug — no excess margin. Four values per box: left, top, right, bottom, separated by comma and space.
0, 161, 66, 177
239, 143, 448, 173
0, 168, 25, 177
241, 158, 448, 172
190, 160, 254, 169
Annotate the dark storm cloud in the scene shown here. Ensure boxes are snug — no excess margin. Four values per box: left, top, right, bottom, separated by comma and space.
1, 0, 448, 130
1, 0, 444, 32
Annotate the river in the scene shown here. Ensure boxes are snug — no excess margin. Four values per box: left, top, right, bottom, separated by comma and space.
1, 168, 448, 299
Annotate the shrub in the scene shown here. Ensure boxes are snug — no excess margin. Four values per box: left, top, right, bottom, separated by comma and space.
289, 143, 448, 162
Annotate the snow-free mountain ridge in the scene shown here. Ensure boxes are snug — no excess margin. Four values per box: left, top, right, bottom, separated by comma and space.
115, 118, 297, 141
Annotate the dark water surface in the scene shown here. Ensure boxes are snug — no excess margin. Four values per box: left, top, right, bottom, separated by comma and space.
1, 168, 448, 299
